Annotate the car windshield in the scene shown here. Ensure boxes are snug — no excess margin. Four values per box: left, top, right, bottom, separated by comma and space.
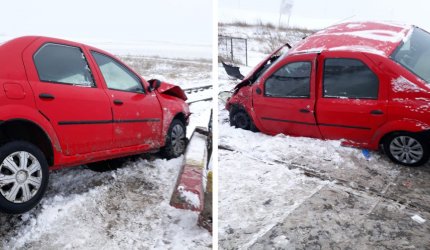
253, 46, 290, 83
392, 27, 430, 83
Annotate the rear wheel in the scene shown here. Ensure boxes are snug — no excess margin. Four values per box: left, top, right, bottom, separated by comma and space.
384, 133, 429, 167
161, 119, 187, 159
0, 141, 49, 214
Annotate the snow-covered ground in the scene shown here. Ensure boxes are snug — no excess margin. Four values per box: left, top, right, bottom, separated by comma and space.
218, 23, 430, 249
0, 54, 212, 249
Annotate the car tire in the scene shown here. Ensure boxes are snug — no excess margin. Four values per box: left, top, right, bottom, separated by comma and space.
230, 109, 258, 132
161, 119, 187, 159
383, 133, 429, 167
0, 141, 49, 214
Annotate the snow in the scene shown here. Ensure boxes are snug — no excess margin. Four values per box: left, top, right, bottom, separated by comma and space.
411, 214, 426, 224
177, 187, 201, 209
186, 131, 208, 166
2, 158, 211, 249
392, 76, 426, 93
315, 29, 407, 43
328, 45, 385, 55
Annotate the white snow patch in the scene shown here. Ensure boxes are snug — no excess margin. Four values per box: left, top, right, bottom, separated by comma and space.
316, 29, 406, 43
411, 214, 426, 224
392, 76, 425, 93
328, 45, 385, 55
178, 187, 201, 209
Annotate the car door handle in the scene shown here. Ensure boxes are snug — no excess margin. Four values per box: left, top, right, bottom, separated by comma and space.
113, 99, 123, 105
370, 110, 384, 115
299, 109, 311, 113
39, 93, 55, 100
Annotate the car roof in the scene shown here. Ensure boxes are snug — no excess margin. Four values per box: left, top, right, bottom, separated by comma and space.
289, 21, 413, 57
0, 36, 115, 57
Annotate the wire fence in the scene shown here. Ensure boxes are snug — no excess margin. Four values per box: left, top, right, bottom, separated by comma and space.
218, 35, 248, 66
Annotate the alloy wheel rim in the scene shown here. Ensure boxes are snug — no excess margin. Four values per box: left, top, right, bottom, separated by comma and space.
171, 124, 185, 156
0, 151, 42, 203
389, 136, 424, 164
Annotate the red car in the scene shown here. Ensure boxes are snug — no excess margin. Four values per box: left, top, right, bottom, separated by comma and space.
0, 36, 190, 214
227, 21, 430, 167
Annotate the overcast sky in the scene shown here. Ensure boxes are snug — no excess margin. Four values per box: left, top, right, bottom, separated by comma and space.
219, 0, 430, 31
0, 0, 212, 45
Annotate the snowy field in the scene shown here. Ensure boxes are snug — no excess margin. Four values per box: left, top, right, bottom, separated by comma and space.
0, 52, 212, 249
218, 23, 430, 249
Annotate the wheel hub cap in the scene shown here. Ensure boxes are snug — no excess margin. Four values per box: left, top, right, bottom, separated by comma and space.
389, 136, 424, 164
16, 170, 28, 183
171, 124, 185, 155
0, 151, 42, 203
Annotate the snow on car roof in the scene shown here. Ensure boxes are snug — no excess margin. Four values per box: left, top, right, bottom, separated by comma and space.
289, 21, 412, 57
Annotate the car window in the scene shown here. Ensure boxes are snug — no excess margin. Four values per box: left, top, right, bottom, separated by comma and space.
264, 61, 311, 98
34, 43, 95, 87
91, 51, 144, 93
323, 58, 378, 99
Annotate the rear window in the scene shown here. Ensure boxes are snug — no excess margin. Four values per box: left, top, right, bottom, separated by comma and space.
34, 43, 95, 86
323, 58, 379, 99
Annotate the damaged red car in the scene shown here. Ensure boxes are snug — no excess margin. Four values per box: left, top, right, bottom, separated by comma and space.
0, 36, 190, 213
227, 21, 430, 167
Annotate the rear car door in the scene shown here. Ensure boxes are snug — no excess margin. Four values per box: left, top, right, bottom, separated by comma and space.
23, 40, 113, 155
315, 51, 387, 145
89, 51, 163, 149
252, 53, 321, 138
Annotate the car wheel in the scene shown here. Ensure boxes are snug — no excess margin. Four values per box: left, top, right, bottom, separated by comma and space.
230, 110, 251, 130
383, 133, 429, 167
0, 141, 49, 214
230, 109, 259, 132
161, 119, 187, 159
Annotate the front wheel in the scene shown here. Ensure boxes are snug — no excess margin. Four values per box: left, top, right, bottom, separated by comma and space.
0, 141, 49, 214
383, 133, 429, 167
161, 119, 187, 159
229, 109, 258, 132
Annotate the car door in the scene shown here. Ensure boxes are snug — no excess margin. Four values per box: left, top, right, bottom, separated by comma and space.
89, 50, 163, 149
22, 39, 113, 155
315, 51, 387, 145
252, 53, 322, 138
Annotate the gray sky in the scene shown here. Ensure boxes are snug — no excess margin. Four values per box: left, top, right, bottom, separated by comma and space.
219, 0, 430, 31
0, 0, 212, 45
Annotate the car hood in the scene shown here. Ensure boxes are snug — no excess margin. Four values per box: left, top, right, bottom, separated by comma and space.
233, 43, 290, 93
157, 82, 188, 101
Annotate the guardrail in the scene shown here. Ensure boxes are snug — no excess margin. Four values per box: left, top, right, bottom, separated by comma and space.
184, 85, 213, 104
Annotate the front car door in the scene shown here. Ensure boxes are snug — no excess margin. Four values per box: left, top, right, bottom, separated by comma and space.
23, 39, 113, 155
315, 51, 387, 146
89, 50, 163, 149
252, 53, 321, 138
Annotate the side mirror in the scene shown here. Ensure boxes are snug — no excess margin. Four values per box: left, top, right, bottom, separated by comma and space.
148, 79, 161, 92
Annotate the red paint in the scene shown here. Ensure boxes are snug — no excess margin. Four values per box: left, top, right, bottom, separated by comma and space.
170, 163, 204, 211
227, 22, 430, 151
0, 36, 190, 168
157, 81, 188, 101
